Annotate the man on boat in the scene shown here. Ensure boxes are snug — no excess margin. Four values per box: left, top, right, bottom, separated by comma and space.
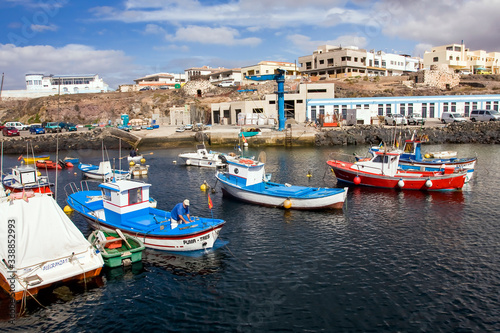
130, 148, 138, 157
170, 199, 193, 229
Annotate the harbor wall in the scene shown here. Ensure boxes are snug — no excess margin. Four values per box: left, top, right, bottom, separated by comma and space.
1, 122, 500, 155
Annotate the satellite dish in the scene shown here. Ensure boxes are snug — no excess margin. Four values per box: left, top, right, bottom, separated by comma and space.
258, 151, 267, 163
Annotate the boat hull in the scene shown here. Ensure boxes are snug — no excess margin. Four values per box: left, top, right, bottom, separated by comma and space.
327, 160, 467, 191
23, 155, 49, 164
83, 216, 223, 252
178, 155, 224, 168
216, 174, 347, 210
398, 159, 476, 182
0, 247, 103, 301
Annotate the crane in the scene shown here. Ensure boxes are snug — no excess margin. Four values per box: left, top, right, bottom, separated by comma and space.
245, 68, 286, 131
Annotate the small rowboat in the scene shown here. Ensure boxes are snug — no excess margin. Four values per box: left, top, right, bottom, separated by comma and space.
23, 155, 50, 164
88, 229, 145, 268
36, 160, 62, 170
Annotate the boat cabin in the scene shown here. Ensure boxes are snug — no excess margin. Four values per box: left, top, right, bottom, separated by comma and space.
400, 140, 423, 161
12, 165, 38, 185
226, 159, 265, 186
196, 144, 210, 157
99, 180, 152, 225
355, 151, 400, 176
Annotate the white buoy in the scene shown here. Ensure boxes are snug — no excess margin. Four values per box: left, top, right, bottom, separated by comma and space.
398, 179, 405, 188
425, 179, 433, 188
244, 142, 248, 147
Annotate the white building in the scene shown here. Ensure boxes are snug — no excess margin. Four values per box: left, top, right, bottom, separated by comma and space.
184, 66, 227, 81
133, 73, 185, 88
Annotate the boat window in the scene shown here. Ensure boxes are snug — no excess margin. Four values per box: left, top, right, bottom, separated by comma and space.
102, 189, 111, 201
372, 155, 384, 163
129, 188, 142, 205
404, 143, 414, 153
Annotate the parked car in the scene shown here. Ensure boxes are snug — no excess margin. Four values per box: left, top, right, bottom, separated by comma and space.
4, 121, 29, 131
440, 112, 468, 124
384, 114, 407, 126
406, 113, 425, 125
29, 124, 46, 134
139, 86, 151, 91
218, 81, 236, 87
469, 109, 500, 122
2, 126, 20, 137
45, 122, 62, 133
59, 122, 77, 131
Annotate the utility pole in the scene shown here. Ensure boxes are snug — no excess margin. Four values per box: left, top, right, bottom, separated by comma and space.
0, 73, 4, 101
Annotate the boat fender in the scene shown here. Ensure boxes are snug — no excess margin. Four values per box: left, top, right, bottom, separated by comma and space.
398, 179, 405, 188
130, 161, 135, 166
425, 179, 433, 188
353, 176, 361, 185
140, 158, 146, 164
283, 199, 292, 209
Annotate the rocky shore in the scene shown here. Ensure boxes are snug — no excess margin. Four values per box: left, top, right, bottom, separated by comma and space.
1, 122, 499, 155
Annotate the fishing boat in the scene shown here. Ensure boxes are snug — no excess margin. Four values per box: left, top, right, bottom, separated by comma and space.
36, 159, 62, 170
127, 155, 144, 163
386, 139, 477, 182
79, 161, 131, 181
129, 163, 149, 177
0, 192, 104, 301
327, 149, 467, 191
22, 154, 50, 164
178, 143, 226, 168
2, 164, 53, 194
88, 230, 145, 268
216, 155, 348, 209
65, 180, 225, 252
63, 156, 80, 164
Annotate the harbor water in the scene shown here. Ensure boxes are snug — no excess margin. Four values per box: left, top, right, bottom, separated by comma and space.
0, 144, 499, 332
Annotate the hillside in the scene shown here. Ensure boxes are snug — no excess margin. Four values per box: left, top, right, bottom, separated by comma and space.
1, 75, 500, 125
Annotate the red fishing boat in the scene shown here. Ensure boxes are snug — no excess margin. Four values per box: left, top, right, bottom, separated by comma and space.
2, 165, 53, 194
327, 150, 467, 191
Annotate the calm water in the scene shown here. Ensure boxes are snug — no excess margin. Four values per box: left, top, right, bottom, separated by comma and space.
1, 144, 499, 332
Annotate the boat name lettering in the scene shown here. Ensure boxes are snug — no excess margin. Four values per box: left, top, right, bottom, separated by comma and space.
42, 258, 68, 271
183, 239, 197, 245
199, 234, 210, 241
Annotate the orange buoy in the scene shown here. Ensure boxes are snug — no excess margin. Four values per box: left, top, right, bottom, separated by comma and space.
354, 176, 361, 185
283, 199, 292, 209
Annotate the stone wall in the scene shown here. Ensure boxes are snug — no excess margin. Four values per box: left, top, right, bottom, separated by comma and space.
411, 64, 460, 90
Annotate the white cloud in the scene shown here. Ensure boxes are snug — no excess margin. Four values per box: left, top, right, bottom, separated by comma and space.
30, 24, 58, 32
144, 24, 165, 35
166, 26, 261, 46
0, 44, 138, 89
287, 34, 368, 54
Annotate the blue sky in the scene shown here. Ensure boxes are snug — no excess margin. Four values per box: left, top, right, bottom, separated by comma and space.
0, 0, 498, 90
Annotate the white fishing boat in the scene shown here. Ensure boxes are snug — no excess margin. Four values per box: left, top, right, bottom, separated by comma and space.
178, 144, 226, 168
78, 161, 130, 181
216, 155, 348, 210
0, 192, 104, 301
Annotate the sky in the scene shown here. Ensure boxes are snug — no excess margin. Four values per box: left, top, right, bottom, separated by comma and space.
0, 0, 499, 90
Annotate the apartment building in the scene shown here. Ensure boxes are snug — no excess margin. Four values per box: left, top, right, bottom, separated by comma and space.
25, 73, 110, 93
184, 66, 227, 81
423, 43, 500, 74
133, 73, 185, 88
207, 68, 242, 86
241, 61, 299, 84
298, 45, 422, 78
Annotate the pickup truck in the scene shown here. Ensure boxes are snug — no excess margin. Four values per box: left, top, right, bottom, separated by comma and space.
45, 122, 62, 133
406, 113, 425, 125
384, 114, 407, 126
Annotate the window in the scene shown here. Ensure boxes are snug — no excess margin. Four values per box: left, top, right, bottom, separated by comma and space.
269, 100, 276, 104
408, 103, 413, 115
327, 58, 333, 65
354, 57, 358, 62
319, 105, 325, 115
252, 108, 264, 113
451, 102, 456, 112
443, 102, 449, 112
400, 104, 405, 116
378, 104, 384, 116
433, 57, 439, 62
449, 56, 453, 60
422, 103, 427, 118
311, 106, 317, 122
319, 60, 324, 65
307, 89, 327, 93
306, 62, 312, 70
364, 104, 369, 109
102, 189, 111, 201
464, 102, 470, 116
128, 188, 142, 205
296, 100, 303, 104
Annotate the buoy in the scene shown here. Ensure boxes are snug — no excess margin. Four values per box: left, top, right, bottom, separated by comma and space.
140, 158, 146, 164
66, 162, 73, 168
74, 172, 77, 175
129, 161, 135, 166
63, 205, 73, 213
200, 181, 208, 191
186, 160, 191, 165
173, 160, 177, 164
398, 179, 405, 188
37, 171, 41, 176
354, 176, 361, 185
425, 179, 433, 188
307, 171, 312, 178
244, 142, 248, 147
283, 199, 292, 209
424, 153, 431, 159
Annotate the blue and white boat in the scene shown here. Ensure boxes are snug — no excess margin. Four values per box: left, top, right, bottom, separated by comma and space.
372, 139, 477, 182
79, 161, 130, 181
66, 180, 225, 252
215, 157, 348, 210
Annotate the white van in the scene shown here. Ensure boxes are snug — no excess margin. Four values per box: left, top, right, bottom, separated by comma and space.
4, 121, 29, 130
469, 109, 500, 122
440, 112, 468, 124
